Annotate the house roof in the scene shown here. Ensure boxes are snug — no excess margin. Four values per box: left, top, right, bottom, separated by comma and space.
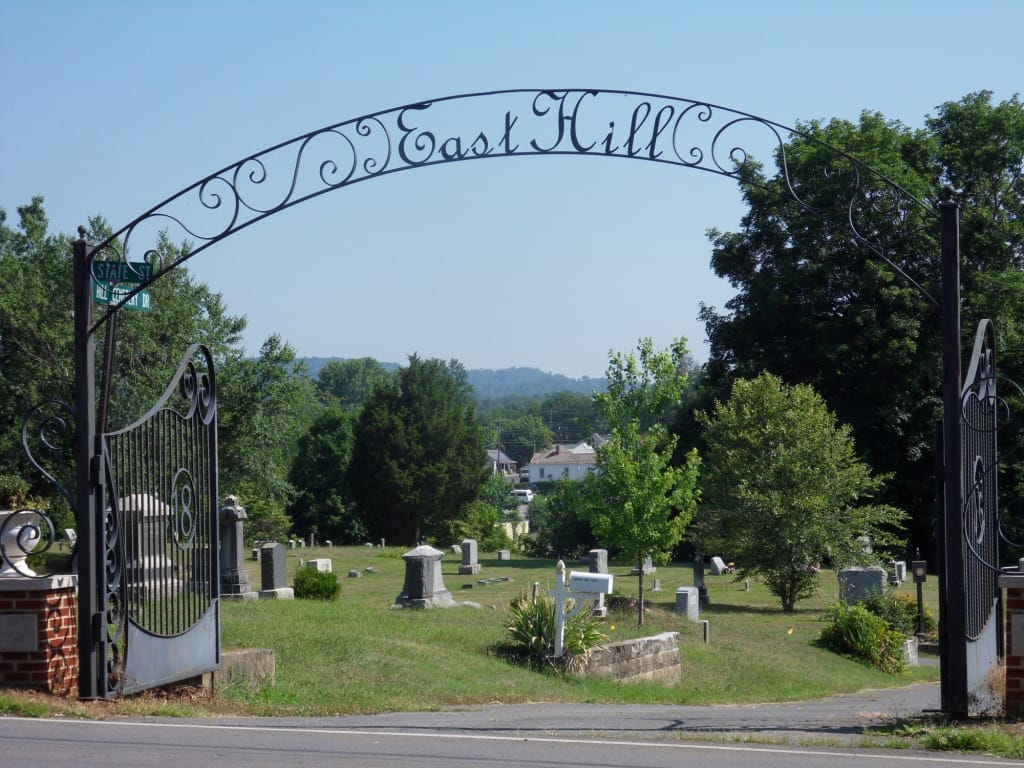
529, 443, 597, 466
486, 449, 516, 465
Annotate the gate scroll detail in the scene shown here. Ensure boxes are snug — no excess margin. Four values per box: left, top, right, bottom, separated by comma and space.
101, 344, 219, 695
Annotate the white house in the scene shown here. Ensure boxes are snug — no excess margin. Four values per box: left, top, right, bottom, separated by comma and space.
527, 441, 598, 483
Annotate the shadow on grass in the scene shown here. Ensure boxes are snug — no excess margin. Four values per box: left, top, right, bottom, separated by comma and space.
700, 602, 823, 616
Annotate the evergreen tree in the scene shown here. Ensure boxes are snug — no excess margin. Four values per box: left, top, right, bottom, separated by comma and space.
349, 356, 488, 545
289, 406, 365, 543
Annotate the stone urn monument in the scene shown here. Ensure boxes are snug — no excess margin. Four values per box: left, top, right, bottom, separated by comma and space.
0, 510, 42, 577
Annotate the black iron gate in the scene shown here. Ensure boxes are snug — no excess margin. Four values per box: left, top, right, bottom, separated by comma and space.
100, 344, 220, 695
66, 236, 220, 699
939, 318, 1004, 714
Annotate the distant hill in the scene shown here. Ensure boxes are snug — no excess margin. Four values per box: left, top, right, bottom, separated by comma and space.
301, 357, 605, 400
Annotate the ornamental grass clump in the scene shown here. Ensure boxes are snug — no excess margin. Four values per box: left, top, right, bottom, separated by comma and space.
502, 590, 606, 673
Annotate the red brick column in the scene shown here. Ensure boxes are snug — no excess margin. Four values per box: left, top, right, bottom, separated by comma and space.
999, 576, 1024, 717
0, 575, 78, 697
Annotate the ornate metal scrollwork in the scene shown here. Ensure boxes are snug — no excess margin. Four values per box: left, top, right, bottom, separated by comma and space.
957, 319, 1024, 601
81, 89, 938, 332
21, 399, 76, 513
9, 399, 75, 578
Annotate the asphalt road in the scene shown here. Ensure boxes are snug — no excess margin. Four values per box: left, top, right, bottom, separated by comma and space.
3, 681, 1020, 767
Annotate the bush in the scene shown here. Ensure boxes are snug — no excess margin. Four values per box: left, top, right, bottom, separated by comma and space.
0, 475, 29, 509
504, 590, 606, 673
818, 602, 906, 674
292, 567, 340, 600
860, 589, 936, 635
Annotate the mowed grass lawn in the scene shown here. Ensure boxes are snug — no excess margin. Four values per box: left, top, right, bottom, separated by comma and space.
212, 546, 939, 715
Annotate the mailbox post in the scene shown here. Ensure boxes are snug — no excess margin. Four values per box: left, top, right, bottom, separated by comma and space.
548, 561, 614, 657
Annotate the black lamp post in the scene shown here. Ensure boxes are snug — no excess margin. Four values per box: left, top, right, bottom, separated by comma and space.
912, 549, 928, 637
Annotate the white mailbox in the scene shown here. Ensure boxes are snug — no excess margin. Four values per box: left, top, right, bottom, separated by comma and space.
568, 571, 614, 595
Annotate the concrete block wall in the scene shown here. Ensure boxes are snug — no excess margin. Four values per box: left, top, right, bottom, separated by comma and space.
584, 631, 680, 683
0, 575, 78, 697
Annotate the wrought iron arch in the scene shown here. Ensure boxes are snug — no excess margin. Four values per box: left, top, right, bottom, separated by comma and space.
38, 89, 997, 713
85, 88, 939, 324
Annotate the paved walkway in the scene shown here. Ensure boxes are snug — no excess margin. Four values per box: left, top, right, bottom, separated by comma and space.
178, 682, 942, 746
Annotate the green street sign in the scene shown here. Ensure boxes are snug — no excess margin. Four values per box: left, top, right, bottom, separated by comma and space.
93, 281, 153, 312
92, 260, 153, 284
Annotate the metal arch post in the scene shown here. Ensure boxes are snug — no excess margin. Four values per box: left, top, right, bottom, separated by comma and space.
73, 231, 102, 699
939, 191, 966, 717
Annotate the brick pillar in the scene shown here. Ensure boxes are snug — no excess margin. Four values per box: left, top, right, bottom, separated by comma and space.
999, 576, 1024, 717
0, 575, 78, 697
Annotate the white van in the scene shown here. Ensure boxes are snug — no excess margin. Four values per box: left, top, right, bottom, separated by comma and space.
511, 489, 534, 503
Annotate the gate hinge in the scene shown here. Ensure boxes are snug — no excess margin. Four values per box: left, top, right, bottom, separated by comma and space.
90, 455, 104, 488
91, 613, 107, 643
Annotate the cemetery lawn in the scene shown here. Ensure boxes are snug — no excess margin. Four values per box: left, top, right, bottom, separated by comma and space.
214, 547, 939, 715
0, 547, 940, 719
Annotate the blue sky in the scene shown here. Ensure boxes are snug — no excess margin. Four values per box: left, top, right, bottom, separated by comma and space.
2, 1, 1021, 378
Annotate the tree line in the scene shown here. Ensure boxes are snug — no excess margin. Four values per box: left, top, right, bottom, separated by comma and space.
2, 91, 1021, 613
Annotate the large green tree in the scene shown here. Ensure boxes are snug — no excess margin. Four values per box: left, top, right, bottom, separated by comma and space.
315, 357, 392, 411
349, 356, 488, 545
0, 199, 247, 500
697, 373, 905, 612
288, 406, 364, 544
694, 92, 1024, 560
524, 474, 600, 560
218, 335, 317, 535
590, 338, 701, 626
481, 413, 553, 468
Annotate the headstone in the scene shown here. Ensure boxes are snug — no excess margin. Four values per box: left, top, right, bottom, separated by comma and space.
259, 542, 293, 599
837, 566, 887, 604
306, 558, 331, 573
394, 545, 455, 608
451, 544, 461, 554
709, 556, 729, 575
692, 554, 710, 608
652, 578, 662, 592
219, 496, 256, 600
458, 539, 481, 575
631, 554, 655, 576
348, 569, 362, 578
894, 560, 907, 583
325, 540, 332, 547
64, 529, 77, 544
588, 549, 608, 574
251, 548, 260, 561
676, 586, 699, 621
308, 533, 316, 548
498, 549, 511, 561
288, 539, 296, 549
120, 494, 179, 597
